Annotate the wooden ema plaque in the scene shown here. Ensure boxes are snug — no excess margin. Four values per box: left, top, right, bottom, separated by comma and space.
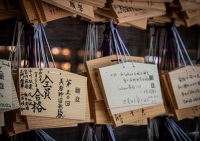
111, 0, 166, 12
85, 55, 145, 100
185, 9, 200, 19
36, 0, 73, 22
168, 66, 200, 109
42, 0, 95, 19
117, 10, 165, 23
97, 62, 166, 126
25, 91, 91, 130
178, 1, 200, 10
0, 77, 20, 113
20, 0, 73, 24
85, 55, 146, 125
111, 104, 165, 126
166, 66, 200, 120
20, 0, 38, 24
0, 60, 12, 110
98, 62, 163, 115
19, 68, 87, 120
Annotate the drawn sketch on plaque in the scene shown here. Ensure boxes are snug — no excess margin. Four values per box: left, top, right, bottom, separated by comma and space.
168, 66, 200, 109
19, 68, 87, 120
0, 59, 12, 109
98, 62, 163, 115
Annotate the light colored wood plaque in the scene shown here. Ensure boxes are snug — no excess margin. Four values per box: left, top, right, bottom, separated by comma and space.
42, 0, 95, 19
111, 0, 166, 11
19, 0, 38, 24
0, 59, 12, 110
37, 1, 73, 22
25, 91, 91, 130
185, 9, 200, 18
19, 68, 87, 120
98, 62, 163, 115
85, 55, 144, 124
111, 104, 166, 127
175, 105, 200, 120
85, 55, 145, 100
117, 10, 165, 23
168, 66, 200, 109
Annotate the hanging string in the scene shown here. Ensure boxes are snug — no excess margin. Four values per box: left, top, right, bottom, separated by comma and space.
9, 20, 17, 62
83, 23, 98, 64
109, 19, 134, 67
8, 20, 24, 73
147, 26, 155, 64
106, 125, 116, 141
109, 19, 123, 66
23, 23, 56, 68
40, 24, 56, 68
114, 28, 134, 67
172, 26, 195, 70
171, 26, 186, 69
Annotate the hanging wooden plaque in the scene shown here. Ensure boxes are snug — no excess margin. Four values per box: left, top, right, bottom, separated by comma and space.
128, 19, 147, 30
185, 9, 200, 19
98, 62, 163, 115
42, 0, 95, 19
37, 1, 73, 22
175, 105, 200, 120
19, 0, 38, 24
178, 1, 200, 10
168, 66, 200, 109
111, 104, 165, 126
111, 0, 166, 11
0, 59, 12, 110
85, 55, 145, 124
184, 15, 200, 27
19, 68, 87, 120
25, 91, 91, 130
85, 55, 145, 100
117, 10, 165, 23
109, 4, 141, 18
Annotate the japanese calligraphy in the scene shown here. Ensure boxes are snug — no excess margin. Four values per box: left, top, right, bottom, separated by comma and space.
168, 66, 200, 109
19, 68, 87, 120
57, 78, 64, 118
